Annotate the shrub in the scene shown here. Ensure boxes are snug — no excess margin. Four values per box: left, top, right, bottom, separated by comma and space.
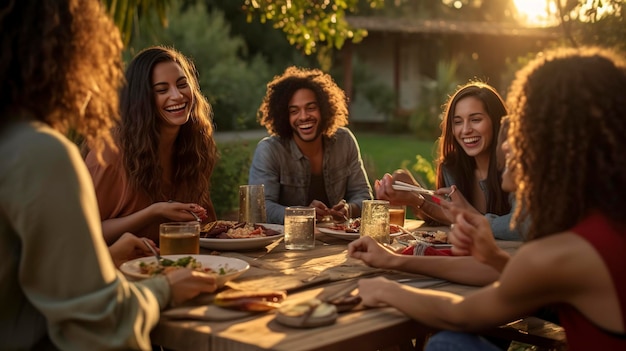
211, 140, 255, 218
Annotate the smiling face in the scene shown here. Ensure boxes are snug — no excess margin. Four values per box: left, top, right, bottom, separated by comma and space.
452, 96, 494, 161
288, 88, 322, 143
152, 61, 192, 127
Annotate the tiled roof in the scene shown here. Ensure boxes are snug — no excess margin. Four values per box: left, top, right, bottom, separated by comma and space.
347, 16, 560, 38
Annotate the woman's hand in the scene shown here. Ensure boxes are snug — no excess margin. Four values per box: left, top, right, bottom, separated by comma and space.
348, 236, 397, 269
157, 201, 207, 222
437, 186, 480, 216
165, 269, 218, 307
357, 276, 396, 307
108, 232, 155, 267
448, 210, 510, 272
375, 173, 421, 207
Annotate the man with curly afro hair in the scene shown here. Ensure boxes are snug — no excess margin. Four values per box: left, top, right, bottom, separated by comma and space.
249, 66, 373, 224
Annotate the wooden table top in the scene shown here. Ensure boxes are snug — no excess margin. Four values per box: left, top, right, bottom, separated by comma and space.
150, 219, 522, 351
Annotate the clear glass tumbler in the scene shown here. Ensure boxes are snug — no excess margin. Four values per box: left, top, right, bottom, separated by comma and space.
388, 205, 406, 227
284, 206, 316, 250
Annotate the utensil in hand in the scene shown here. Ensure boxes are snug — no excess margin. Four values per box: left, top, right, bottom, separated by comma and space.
142, 238, 162, 263
186, 210, 202, 222
392, 181, 436, 196
392, 181, 453, 201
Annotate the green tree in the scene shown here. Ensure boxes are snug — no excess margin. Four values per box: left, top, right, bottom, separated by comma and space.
553, 0, 625, 52
128, 2, 273, 130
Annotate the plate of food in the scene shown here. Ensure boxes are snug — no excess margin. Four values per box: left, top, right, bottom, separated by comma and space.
317, 219, 406, 241
119, 254, 250, 288
199, 221, 284, 251
411, 230, 453, 249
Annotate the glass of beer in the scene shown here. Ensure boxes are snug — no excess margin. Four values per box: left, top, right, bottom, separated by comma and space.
284, 206, 315, 250
360, 200, 390, 244
159, 222, 200, 255
389, 205, 406, 227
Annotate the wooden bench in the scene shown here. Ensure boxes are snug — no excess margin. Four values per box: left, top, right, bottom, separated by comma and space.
484, 316, 567, 351
406, 317, 566, 351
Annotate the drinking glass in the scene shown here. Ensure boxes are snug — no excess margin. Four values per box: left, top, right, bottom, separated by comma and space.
239, 184, 267, 223
360, 200, 390, 244
159, 222, 200, 255
284, 206, 316, 250
388, 205, 406, 227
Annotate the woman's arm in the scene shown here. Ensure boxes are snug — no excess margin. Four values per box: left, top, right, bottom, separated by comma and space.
348, 236, 501, 286
356, 235, 592, 332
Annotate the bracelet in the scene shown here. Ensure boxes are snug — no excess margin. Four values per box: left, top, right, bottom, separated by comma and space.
346, 202, 353, 218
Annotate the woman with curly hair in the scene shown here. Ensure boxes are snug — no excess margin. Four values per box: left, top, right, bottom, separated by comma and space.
0, 1, 217, 349
351, 47, 626, 351
376, 82, 519, 240
86, 46, 218, 245
249, 66, 373, 224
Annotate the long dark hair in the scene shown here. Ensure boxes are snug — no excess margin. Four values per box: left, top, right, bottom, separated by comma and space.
118, 46, 217, 207
436, 82, 510, 215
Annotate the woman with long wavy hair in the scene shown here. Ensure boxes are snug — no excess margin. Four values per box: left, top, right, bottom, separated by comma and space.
352, 46, 626, 351
377, 82, 516, 239
86, 46, 218, 244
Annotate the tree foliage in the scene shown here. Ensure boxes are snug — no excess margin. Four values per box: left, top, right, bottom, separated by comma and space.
552, 0, 625, 52
127, 2, 274, 131
242, 0, 384, 55
102, 0, 171, 45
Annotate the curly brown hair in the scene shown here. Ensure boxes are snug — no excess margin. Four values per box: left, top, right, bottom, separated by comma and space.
436, 82, 510, 215
507, 47, 626, 239
117, 46, 217, 207
257, 66, 349, 138
0, 0, 123, 155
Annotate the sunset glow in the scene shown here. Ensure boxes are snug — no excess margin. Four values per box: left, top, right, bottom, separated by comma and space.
513, 0, 558, 27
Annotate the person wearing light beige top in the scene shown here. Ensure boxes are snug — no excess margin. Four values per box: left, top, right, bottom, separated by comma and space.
0, 2, 217, 349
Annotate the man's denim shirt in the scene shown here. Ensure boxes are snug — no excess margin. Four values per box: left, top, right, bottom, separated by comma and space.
248, 127, 373, 224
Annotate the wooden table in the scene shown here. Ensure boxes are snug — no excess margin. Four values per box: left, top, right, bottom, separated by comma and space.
150, 220, 521, 351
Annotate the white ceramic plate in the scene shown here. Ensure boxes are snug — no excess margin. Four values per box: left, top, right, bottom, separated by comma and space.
199, 223, 284, 251
120, 254, 250, 287
318, 227, 404, 241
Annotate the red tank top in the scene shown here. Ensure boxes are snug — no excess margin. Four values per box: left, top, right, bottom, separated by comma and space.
558, 212, 626, 350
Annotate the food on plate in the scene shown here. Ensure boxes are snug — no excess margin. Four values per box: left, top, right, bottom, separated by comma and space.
326, 294, 362, 313
213, 289, 287, 311
413, 230, 449, 244
138, 256, 236, 276
327, 218, 405, 234
275, 298, 338, 328
201, 220, 281, 239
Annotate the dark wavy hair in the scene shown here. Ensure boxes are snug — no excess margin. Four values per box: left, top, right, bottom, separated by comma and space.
436, 82, 510, 215
257, 66, 349, 139
0, 0, 122, 155
507, 47, 626, 239
117, 46, 217, 207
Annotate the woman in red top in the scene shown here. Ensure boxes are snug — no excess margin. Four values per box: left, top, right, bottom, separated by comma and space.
349, 47, 626, 350
86, 46, 218, 244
